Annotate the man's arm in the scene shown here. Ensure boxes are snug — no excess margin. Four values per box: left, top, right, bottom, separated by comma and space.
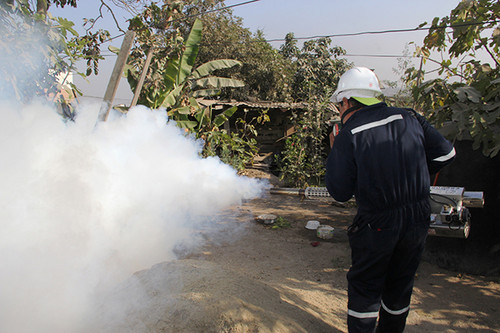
412, 111, 456, 174
325, 135, 356, 202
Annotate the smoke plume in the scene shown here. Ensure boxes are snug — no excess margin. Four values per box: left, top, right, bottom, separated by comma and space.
0, 101, 266, 332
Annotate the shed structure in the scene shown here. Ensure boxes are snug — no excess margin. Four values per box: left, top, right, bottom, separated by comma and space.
199, 100, 339, 154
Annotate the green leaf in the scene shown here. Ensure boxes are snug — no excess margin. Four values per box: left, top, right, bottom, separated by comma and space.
161, 85, 184, 108
194, 107, 209, 128
213, 106, 237, 127
191, 59, 242, 79
417, 22, 428, 29
178, 18, 202, 85
194, 77, 245, 89
108, 45, 120, 54
163, 58, 180, 92
56, 17, 78, 36
192, 89, 221, 98
175, 120, 198, 129
175, 106, 192, 115
454, 86, 481, 103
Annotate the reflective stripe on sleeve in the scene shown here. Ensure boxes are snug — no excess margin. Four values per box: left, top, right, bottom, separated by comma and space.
381, 300, 410, 316
348, 308, 379, 319
351, 114, 403, 134
432, 147, 456, 162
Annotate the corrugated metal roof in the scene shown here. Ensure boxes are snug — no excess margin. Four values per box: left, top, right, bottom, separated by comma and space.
198, 99, 339, 114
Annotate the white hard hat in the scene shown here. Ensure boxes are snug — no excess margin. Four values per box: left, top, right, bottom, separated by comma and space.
331, 67, 383, 105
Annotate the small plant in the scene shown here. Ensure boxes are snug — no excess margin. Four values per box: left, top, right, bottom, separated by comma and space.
271, 216, 291, 229
199, 107, 268, 171
201, 129, 258, 171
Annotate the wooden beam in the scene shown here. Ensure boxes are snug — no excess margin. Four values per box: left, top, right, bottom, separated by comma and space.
130, 47, 154, 108
98, 30, 135, 122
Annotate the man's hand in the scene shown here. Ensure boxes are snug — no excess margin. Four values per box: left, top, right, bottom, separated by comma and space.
329, 131, 335, 148
330, 123, 339, 148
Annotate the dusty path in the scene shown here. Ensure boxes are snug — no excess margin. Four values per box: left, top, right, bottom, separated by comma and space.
99, 193, 500, 332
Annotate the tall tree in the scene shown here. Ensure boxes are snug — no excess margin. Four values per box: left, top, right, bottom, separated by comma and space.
0, 0, 109, 112
277, 36, 351, 187
195, 4, 295, 101
406, 0, 500, 157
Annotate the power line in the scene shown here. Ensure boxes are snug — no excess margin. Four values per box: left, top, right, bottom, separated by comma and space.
98, 52, 413, 59
345, 54, 413, 58
103, 0, 262, 43
102, 11, 497, 53
263, 20, 499, 43
184, 0, 261, 20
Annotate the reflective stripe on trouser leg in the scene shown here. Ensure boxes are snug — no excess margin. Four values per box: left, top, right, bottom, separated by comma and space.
348, 308, 379, 333
376, 301, 410, 333
348, 309, 380, 319
347, 219, 400, 333
376, 216, 429, 333
381, 300, 409, 315
347, 218, 401, 332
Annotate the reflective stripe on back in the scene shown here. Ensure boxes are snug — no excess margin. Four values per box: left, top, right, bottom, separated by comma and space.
351, 114, 403, 134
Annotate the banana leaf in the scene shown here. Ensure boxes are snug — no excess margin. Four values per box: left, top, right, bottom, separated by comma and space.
192, 89, 221, 98
191, 59, 242, 79
178, 18, 202, 86
163, 58, 180, 93
162, 85, 184, 108
213, 106, 237, 128
175, 120, 199, 130
174, 105, 192, 115
194, 77, 245, 89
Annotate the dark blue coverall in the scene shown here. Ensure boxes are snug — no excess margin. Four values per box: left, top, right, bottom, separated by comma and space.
325, 102, 455, 332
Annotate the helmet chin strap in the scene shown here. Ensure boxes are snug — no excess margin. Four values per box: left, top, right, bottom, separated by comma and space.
341, 105, 362, 125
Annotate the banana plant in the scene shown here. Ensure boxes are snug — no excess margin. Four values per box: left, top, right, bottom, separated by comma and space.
160, 18, 244, 130
124, 18, 244, 130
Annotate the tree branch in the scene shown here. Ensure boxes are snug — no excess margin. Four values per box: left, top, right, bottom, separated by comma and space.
85, 0, 125, 33
100, 0, 125, 33
482, 41, 500, 68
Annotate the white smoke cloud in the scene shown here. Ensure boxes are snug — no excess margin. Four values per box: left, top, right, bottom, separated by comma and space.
0, 101, 266, 332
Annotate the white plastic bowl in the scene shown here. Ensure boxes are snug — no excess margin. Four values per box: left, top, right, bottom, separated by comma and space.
305, 220, 321, 230
317, 225, 334, 239
256, 214, 277, 225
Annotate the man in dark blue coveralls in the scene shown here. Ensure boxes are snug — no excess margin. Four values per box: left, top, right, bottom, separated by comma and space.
325, 67, 456, 332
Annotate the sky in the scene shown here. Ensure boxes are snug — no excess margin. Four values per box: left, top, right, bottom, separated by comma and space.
51, 0, 464, 103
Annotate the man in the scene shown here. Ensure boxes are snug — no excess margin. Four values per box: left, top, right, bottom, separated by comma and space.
325, 67, 455, 332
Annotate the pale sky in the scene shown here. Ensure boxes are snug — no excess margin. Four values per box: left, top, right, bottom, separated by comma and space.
51, 0, 463, 103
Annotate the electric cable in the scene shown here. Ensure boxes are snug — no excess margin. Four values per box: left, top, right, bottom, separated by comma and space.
183, 0, 262, 20
263, 20, 499, 43
429, 193, 457, 207
101, 0, 262, 43
103, 14, 497, 48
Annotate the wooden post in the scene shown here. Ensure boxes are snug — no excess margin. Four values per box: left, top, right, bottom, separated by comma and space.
98, 30, 136, 122
130, 47, 154, 108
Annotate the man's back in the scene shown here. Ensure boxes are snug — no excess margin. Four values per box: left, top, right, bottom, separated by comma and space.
326, 103, 427, 212
326, 102, 454, 216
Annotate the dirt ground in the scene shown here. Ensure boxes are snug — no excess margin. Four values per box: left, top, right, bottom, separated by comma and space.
104, 172, 500, 333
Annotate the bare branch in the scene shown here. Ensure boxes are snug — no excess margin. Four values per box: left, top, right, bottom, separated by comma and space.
84, 0, 126, 33
100, 0, 125, 33
109, 0, 146, 15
